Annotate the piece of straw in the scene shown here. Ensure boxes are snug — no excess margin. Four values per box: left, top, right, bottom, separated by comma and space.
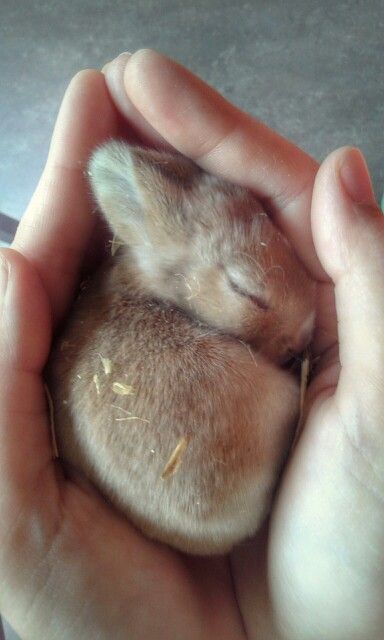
111, 403, 149, 424
292, 351, 310, 448
98, 354, 112, 375
44, 384, 59, 459
299, 355, 310, 418
110, 235, 124, 256
115, 416, 150, 423
161, 436, 189, 479
93, 373, 101, 395
112, 382, 135, 396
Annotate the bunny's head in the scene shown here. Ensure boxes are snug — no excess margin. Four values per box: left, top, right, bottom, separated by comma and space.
89, 142, 315, 363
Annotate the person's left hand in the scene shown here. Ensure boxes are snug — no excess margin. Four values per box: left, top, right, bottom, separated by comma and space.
0, 68, 248, 640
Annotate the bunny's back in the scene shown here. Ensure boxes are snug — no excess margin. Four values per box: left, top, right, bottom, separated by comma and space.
48, 254, 299, 554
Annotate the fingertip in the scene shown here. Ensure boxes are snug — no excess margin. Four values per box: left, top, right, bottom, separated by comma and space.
338, 147, 377, 207
315, 145, 376, 205
101, 51, 132, 74
124, 49, 185, 97
311, 146, 381, 281
123, 48, 167, 117
62, 68, 109, 111
17, 66, 122, 325
312, 146, 350, 207
126, 47, 162, 71
123, 47, 222, 152
49, 67, 118, 157
311, 147, 384, 384
69, 67, 103, 83
102, 50, 168, 147
0, 248, 52, 373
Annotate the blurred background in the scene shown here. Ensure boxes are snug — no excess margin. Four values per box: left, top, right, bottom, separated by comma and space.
0, 0, 383, 636
1, 0, 383, 229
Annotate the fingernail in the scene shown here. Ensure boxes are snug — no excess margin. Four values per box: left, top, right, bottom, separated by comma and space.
101, 51, 132, 74
339, 148, 377, 206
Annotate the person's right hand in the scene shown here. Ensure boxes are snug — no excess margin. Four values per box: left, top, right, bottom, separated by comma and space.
105, 51, 384, 640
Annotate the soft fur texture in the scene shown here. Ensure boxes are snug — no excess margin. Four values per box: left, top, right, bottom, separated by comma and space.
46, 142, 315, 555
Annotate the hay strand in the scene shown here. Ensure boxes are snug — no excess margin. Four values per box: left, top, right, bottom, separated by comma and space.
161, 436, 189, 479
115, 416, 150, 423
300, 355, 310, 417
110, 235, 124, 256
111, 403, 149, 424
112, 382, 135, 396
98, 354, 112, 375
93, 373, 101, 395
292, 351, 310, 448
44, 384, 59, 459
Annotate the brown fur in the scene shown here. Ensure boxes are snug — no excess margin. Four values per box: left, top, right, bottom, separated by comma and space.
46, 142, 315, 555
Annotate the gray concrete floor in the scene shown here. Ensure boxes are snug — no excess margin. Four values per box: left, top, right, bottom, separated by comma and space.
0, 0, 383, 223
0, 0, 383, 637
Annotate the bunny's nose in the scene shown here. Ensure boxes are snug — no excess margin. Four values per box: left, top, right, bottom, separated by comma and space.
295, 311, 315, 353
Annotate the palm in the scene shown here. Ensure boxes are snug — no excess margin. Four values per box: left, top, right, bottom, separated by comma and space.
26, 441, 243, 640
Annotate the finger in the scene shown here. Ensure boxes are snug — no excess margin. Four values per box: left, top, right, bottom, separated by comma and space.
311, 147, 384, 404
0, 249, 55, 515
122, 49, 322, 278
12, 70, 120, 325
103, 52, 169, 148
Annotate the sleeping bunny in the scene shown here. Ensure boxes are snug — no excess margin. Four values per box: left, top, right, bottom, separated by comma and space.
46, 141, 315, 555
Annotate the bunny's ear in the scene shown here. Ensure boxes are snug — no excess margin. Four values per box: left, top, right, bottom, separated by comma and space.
88, 141, 200, 247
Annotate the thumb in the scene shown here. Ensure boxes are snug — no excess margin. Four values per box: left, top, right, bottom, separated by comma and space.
0, 249, 54, 519
311, 147, 384, 406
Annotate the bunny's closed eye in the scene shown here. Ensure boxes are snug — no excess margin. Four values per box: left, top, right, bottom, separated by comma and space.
224, 266, 270, 310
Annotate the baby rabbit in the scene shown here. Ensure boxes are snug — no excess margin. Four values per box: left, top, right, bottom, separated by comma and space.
46, 141, 315, 555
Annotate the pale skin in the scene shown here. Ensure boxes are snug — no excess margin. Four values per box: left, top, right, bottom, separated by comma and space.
0, 50, 383, 640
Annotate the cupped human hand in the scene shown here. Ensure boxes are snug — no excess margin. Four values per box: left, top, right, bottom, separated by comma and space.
265, 150, 384, 640
232, 147, 384, 640
105, 52, 384, 640
0, 67, 245, 640
1, 50, 383, 640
